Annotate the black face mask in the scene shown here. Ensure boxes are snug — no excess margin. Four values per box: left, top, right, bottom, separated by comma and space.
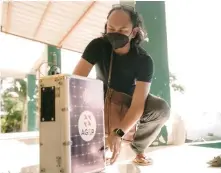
105, 33, 130, 49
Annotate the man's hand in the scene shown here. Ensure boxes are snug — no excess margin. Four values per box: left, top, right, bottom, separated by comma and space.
107, 132, 122, 164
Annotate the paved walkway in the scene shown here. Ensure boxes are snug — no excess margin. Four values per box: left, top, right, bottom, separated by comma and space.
0, 140, 220, 173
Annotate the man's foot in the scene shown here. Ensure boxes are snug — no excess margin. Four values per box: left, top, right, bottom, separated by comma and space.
133, 154, 153, 166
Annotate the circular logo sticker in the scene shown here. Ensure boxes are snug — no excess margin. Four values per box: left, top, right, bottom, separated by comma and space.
78, 110, 96, 142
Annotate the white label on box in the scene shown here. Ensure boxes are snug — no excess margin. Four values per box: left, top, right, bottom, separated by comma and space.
78, 110, 96, 142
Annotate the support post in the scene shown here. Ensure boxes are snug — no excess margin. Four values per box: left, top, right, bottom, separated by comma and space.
47, 45, 61, 75
136, 1, 171, 145
27, 74, 37, 131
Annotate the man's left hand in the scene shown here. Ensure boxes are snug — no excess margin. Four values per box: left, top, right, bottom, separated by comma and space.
107, 132, 122, 164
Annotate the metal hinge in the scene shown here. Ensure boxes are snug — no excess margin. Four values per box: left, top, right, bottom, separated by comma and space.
56, 156, 62, 167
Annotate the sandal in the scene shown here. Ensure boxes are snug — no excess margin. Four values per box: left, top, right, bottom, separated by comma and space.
133, 154, 153, 166
207, 156, 221, 167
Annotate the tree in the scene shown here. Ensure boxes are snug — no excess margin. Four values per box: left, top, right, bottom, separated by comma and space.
170, 72, 185, 93
1, 79, 28, 132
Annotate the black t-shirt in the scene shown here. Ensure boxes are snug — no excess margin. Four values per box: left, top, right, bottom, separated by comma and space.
82, 37, 154, 96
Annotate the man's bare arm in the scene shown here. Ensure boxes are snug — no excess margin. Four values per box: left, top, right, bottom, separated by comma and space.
73, 58, 93, 77
120, 81, 151, 133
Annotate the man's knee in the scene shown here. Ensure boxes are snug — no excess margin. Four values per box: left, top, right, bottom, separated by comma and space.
156, 98, 170, 120
147, 94, 171, 120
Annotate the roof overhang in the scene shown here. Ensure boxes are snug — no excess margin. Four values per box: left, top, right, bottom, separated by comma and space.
1, 1, 119, 53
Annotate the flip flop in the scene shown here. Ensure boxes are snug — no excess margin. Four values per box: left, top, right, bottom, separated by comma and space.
133, 155, 153, 166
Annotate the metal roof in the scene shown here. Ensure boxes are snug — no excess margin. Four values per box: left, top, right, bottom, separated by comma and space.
1, 1, 118, 53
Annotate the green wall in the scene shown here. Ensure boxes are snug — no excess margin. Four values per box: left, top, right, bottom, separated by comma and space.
136, 1, 170, 105
136, 1, 170, 146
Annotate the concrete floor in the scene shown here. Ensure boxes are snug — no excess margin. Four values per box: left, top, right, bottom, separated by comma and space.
0, 139, 220, 173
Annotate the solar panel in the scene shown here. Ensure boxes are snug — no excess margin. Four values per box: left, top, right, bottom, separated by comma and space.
69, 78, 105, 173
